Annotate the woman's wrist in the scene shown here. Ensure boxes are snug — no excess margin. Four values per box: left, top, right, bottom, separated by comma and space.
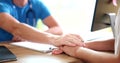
74, 43, 85, 57
74, 47, 82, 58
82, 42, 86, 47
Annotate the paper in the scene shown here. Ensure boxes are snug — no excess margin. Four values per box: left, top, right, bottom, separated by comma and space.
11, 41, 56, 53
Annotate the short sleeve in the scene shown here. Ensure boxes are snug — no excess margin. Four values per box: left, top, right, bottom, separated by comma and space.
114, 8, 120, 57
115, 34, 120, 57
0, 3, 11, 13
32, 0, 51, 20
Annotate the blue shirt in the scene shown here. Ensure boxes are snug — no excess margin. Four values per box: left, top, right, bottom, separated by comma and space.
0, 0, 51, 42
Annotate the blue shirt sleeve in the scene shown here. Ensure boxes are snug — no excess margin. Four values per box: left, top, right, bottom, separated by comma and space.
0, 3, 11, 14
32, 0, 51, 20
0, 2, 13, 42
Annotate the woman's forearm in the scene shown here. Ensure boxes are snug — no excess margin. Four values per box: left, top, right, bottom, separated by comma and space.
75, 47, 119, 63
84, 39, 115, 51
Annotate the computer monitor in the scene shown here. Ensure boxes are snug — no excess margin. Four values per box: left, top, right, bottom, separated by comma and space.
91, 0, 120, 31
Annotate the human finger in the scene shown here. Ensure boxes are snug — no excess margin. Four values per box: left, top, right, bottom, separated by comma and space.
52, 48, 63, 54
62, 34, 84, 46
62, 40, 76, 46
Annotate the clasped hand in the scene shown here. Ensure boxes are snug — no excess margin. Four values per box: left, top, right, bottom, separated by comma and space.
52, 34, 85, 55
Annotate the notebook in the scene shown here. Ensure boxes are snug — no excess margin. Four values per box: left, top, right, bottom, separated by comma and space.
0, 46, 17, 62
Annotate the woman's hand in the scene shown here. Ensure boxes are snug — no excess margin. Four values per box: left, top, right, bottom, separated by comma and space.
60, 46, 80, 57
52, 43, 85, 55
52, 46, 80, 57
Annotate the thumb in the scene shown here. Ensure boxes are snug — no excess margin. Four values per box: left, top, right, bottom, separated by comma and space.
52, 47, 63, 54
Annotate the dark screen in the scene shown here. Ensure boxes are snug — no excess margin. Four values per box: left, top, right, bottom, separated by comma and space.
91, 0, 120, 31
0, 46, 17, 62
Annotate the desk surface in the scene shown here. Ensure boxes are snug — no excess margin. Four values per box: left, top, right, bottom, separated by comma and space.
0, 43, 84, 63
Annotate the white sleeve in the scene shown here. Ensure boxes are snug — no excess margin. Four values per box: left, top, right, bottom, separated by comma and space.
114, 8, 120, 57
115, 34, 120, 57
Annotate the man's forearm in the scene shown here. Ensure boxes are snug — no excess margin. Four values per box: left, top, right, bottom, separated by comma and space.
84, 39, 115, 51
12, 23, 59, 45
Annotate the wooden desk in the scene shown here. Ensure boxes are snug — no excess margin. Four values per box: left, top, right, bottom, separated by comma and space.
0, 43, 84, 63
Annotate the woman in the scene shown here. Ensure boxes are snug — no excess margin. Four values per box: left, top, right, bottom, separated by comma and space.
54, 8, 120, 63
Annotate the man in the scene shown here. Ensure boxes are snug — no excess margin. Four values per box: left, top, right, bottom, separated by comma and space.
0, 0, 83, 47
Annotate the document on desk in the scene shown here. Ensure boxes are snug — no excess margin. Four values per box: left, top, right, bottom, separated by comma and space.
11, 41, 56, 53
80, 31, 113, 41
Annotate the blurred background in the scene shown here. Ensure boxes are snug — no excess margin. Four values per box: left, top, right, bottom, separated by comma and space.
37, 0, 120, 34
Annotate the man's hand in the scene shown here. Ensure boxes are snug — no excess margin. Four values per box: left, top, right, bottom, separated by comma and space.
12, 36, 25, 42
52, 33, 85, 55
52, 34, 84, 47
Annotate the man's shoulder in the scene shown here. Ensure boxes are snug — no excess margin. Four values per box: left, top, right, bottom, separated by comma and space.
0, 0, 12, 13
0, 0, 12, 7
0, 0, 12, 4
31, 0, 43, 5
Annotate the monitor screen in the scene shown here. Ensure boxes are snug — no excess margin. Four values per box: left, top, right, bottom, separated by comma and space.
91, 0, 120, 31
